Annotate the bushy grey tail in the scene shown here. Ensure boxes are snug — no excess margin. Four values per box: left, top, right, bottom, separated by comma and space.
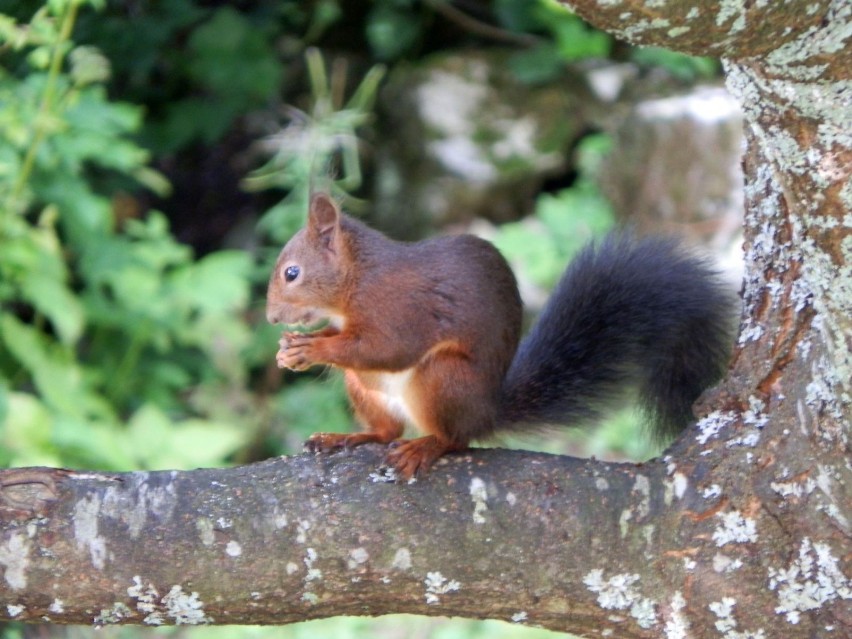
500, 234, 736, 441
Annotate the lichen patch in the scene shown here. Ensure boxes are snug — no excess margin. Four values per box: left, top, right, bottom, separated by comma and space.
768, 538, 851, 624
74, 493, 108, 570
6, 604, 24, 618
196, 518, 215, 546
709, 597, 766, 638
469, 477, 489, 524
712, 511, 758, 546
162, 585, 213, 625
424, 571, 461, 605
583, 569, 658, 629
0, 532, 30, 591
664, 591, 690, 639
392, 547, 412, 571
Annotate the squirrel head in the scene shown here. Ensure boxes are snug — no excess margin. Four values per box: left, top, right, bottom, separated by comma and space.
266, 193, 350, 329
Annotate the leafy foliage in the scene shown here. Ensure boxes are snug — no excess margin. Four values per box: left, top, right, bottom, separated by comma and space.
0, 1, 253, 470
0, 0, 713, 474
367, 0, 426, 61
631, 46, 720, 81
143, 6, 284, 153
72, 0, 312, 155
497, 0, 612, 83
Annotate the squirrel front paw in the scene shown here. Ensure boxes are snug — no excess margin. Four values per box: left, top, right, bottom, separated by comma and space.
276, 333, 320, 371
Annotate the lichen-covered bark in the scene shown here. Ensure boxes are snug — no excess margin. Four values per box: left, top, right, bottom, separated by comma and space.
558, 0, 852, 636
2, 1, 851, 637
1, 438, 850, 636
560, 0, 839, 65
0, 449, 730, 636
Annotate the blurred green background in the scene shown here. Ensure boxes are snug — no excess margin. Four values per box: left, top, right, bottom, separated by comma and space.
0, 1, 719, 637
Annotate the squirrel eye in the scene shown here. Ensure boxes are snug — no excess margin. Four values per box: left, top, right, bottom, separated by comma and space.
284, 265, 300, 282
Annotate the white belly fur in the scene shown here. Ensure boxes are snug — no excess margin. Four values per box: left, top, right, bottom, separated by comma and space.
374, 369, 416, 425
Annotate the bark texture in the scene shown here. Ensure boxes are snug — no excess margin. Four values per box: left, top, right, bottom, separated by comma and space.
0, 449, 713, 635
2, 1, 851, 636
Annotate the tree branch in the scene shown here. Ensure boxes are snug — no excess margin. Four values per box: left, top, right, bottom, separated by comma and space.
0, 445, 769, 635
559, 0, 839, 63
5, 436, 848, 636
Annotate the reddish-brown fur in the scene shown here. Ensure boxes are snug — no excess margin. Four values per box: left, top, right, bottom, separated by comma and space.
267, 193, 522, 477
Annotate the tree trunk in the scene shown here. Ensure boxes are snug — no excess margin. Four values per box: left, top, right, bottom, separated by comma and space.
2, 1, 851, 636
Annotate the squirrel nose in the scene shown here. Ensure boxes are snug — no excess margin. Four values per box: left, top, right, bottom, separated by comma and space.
266, 305, 283, 325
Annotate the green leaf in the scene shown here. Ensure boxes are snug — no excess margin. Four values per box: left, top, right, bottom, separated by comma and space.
125, 404, 173, 468
131, 166, 172, 198
1, 391, 61, 468
509, 44, 563, 85
305, 0, 342, 42
32, 173, 114, 241
69, 45, 111, 85
492, 147, 615, 290
20, 271, 85, 345
0, 226, 63, 282
60, 86, 147, 171
47, 0, 72, 15
366, 3, 422, 61
631, 46, 720, 81
79, 221, 190, 294
274, 376, 350, 447
494, 0, 546, 32
537, 183, 615, 252
0, 382, 7, 431
161, 419, 247, 469
0, 15, 30, 50
551, 17, 611, 61
145, 97, 242, 152
167, 250, 252, 315
574, 132, 612, 178
492, 219, 562, 288
127, 404, 247, 469
52, 415, 137, 470
0, 315, 104, 420
187, 8, 282, 100
27, 45, 52, 69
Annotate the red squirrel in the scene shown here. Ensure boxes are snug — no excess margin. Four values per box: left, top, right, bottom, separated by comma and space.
267, 193, 734, 478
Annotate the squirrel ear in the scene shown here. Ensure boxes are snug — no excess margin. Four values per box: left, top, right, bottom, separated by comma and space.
307, 193, 341, 251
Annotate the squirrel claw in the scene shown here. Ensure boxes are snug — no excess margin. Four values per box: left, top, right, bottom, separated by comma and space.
385, 436, 456, 479
305, 433, 348, 453
276, 351, 310, 371
277, 333, 326, 371
276, 340, 315, 371
305, 432, 392, 454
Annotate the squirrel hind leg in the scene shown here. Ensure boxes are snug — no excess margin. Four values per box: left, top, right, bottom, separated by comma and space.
384, 356, 495, 478
409, 350, 501, 443
305, 371, 405, 453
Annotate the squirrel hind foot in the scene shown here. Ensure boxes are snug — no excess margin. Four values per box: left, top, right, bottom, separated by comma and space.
385, 436, 466, 479
304, 432, 394, 454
